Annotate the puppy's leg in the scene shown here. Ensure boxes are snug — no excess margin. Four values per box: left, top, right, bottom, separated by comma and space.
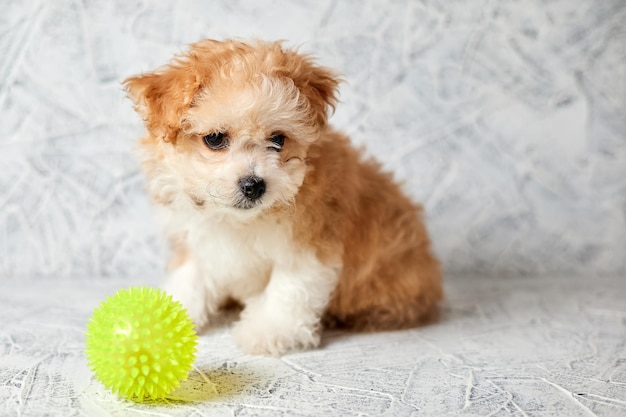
233, 252, 340, 356
162, 256, 212, 330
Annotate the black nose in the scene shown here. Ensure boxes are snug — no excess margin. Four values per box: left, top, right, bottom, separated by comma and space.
239, 176, 266, 201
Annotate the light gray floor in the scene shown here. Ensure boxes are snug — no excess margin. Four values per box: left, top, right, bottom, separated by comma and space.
1, 275, 624, 416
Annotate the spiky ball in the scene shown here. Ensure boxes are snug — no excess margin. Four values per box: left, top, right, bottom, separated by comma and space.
85, 287, 198, 401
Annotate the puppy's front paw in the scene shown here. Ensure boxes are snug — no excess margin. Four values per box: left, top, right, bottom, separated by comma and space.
162, 275, 209, 331
232, 318, 320, 356
167, 289, 209, 331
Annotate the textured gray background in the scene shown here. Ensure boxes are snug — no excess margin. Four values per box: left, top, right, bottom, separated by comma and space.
1, 0, 625, 279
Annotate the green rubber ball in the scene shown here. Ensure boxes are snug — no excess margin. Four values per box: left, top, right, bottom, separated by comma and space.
85, 287, 198, 401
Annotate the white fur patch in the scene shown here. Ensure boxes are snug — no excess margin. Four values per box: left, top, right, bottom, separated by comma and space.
158, 193, 341, 355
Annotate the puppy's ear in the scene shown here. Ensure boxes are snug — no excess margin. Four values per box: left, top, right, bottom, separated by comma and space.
123, 59, 201, 142
283, 50, 341, 128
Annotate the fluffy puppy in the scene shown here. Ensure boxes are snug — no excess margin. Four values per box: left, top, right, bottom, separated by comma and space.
124, 39, 442, 356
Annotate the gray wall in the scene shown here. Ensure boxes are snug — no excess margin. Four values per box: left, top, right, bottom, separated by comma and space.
1, 0, 625, 279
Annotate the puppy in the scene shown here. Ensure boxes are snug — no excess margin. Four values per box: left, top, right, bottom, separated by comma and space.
124, 39, 442, 356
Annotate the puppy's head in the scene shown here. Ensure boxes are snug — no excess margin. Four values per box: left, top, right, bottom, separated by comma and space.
124, 39, 339, 218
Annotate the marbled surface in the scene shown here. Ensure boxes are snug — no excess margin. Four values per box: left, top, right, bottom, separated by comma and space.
1, 275, 625, 416
1, 0, 625, 279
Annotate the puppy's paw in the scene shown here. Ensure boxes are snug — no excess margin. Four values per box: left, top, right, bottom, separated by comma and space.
162, 283, 209, 331
232, 318, 320, 356
167, 289, 209, 331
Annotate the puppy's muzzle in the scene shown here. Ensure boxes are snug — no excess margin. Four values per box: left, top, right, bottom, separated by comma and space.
239, 176, 266, 202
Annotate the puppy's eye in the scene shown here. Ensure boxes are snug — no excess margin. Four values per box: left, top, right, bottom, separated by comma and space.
268, 133, 285, 152
203, 132, 228, 150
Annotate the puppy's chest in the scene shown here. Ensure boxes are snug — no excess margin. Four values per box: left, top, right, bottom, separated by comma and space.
187, 217, 292, 279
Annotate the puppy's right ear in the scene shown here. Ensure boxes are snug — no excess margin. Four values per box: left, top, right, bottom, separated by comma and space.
123, 60, 201, 142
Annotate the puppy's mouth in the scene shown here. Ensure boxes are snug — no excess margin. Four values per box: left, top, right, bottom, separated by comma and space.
190, 191, 261, 211
233, 198, 260, 210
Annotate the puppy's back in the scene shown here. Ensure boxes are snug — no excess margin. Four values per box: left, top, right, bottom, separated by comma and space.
293, 129, 443, 330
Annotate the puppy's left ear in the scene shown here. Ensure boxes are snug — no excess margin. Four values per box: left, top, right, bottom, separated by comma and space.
285, 51, 341, 128
123, 60, 201, 142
